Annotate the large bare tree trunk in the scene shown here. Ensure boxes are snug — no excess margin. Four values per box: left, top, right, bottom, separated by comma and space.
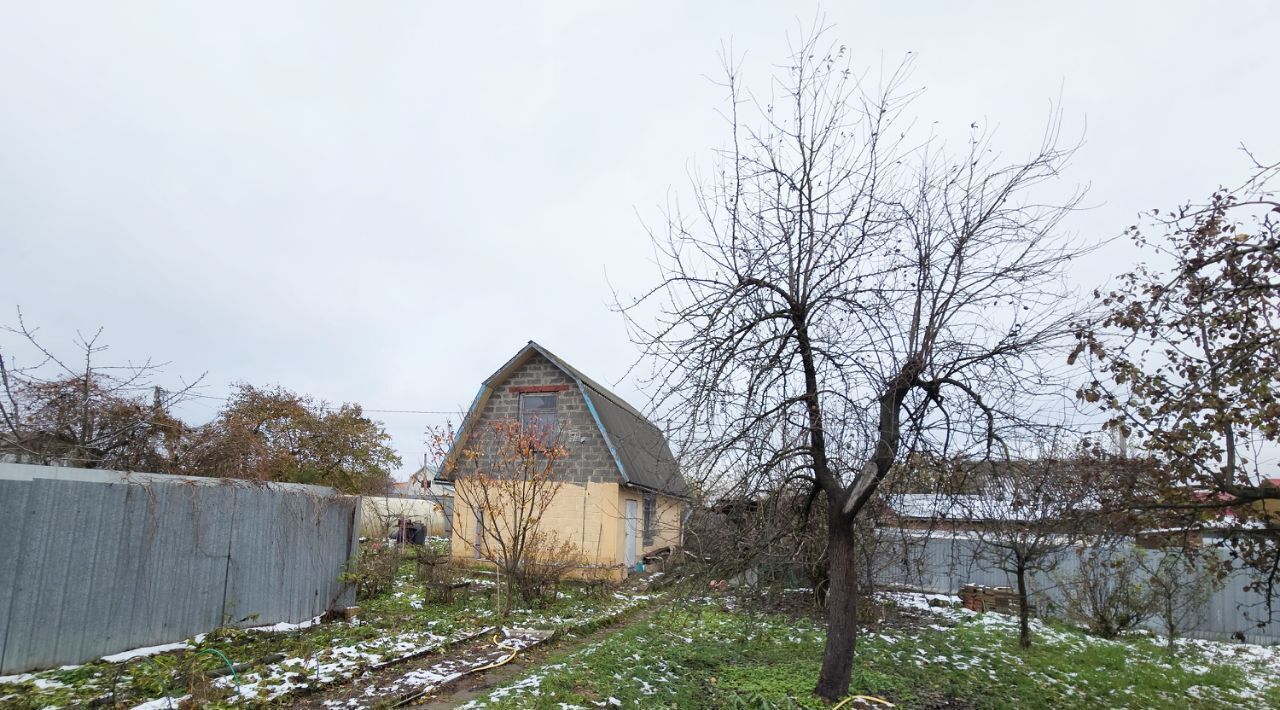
816, 510, 859, 701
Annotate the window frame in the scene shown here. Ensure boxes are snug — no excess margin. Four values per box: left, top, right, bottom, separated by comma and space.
642, 493, 657, 547
518, 392, 559, 441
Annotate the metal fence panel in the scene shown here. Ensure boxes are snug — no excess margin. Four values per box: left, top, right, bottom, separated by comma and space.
873, 532, 1279, 644
4, 478, 66, 672
75, 480, 128, 664
0, 463, 359, 674
223, 485, 272, 626
0, 480, 31, 674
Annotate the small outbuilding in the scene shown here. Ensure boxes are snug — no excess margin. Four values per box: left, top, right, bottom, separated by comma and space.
440, 341, 688, 581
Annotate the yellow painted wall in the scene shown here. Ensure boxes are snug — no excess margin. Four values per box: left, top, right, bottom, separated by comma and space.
449, 481, 684, 581
1256, 498, 1280, 521
451, 480, 625, 576
653, 493, 685, 551
616, 489, 684, 564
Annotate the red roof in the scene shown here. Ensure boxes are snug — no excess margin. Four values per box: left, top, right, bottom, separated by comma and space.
1187, 489, 1240, 519
1190, 490, 1237, 504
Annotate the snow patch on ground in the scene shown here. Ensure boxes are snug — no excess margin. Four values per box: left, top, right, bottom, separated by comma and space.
487, 672, 543, 701
1175, 636, 1280, 697
872, 590, 1280, 707
128, 694, 190, 709
246, 614, 323, 633
877, 590, 965, 616
221, 628, 465, 703
102, 641, 193, 663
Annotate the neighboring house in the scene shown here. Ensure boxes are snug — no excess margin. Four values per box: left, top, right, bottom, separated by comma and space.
391, 463, 454, 498
882, 493, 1037, 533
439, 341, 689, 581
1135, 485, 1279, 549
359, 494, 450, 539
367, 464, 455, 538
352, 464, 457, 540
881, 492, 1096, 534
1257, 477, 1280, 521
389, 480, 420, 497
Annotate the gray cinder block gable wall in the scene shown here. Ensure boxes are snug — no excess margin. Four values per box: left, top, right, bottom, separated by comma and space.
470, 352, 623, 486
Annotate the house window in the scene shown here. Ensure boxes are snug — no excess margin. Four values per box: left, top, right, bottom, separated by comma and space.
519, 393, 558, 441
642, 493, 656, 546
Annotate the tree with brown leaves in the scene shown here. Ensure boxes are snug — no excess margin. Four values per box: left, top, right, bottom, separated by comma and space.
1074, 158, 1280, 615
0, 308, 200, 470
188, 383, 400, 494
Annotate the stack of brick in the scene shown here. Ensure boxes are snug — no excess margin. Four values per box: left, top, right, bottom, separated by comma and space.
958, 584, 1021, 614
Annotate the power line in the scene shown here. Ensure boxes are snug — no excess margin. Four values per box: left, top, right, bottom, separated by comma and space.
365, 408, 458, 415
186, 393, 459, 415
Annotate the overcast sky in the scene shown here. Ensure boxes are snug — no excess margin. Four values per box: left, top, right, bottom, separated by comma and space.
2, 2, 1277, 480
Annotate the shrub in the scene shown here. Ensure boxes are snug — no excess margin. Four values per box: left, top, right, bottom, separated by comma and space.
1057, 546, 1154, 638
513, 531, 581, 604
411, 540, 452, 583
341, 543, 401, 601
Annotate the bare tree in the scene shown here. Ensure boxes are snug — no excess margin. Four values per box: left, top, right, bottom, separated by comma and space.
961, 445, 1106, 648
434, 419, 580, 614
1138, 548, 1222, 654
620, 27, 1089, 699
0, 308, 202, 470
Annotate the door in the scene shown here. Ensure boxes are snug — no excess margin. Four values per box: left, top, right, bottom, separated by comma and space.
624, 500, 639, 569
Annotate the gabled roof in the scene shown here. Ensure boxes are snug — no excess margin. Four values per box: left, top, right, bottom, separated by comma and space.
444, 341, 689, 499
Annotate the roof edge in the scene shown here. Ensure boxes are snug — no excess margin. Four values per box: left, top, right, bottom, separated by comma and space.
439, 342, 633, 486
622, 480, 693, 502
578, 385, 630, 485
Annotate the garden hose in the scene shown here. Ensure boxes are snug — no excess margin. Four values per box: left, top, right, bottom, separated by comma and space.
389, 633, 525, 708
469, 633, 523, 673
112, 648, 239, 709
832, 694, 895, 709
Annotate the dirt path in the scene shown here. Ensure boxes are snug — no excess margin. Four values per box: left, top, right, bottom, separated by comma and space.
410, 604, 661, 709
295, 602, 661, 709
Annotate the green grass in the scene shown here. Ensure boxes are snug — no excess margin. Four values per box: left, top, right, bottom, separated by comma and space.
0, 553, 646, 709
8, 573, 1277, 710
466, 598, 1280, 709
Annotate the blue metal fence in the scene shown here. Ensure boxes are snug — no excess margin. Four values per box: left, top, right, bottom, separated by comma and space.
0, 463, 360, 674
872, 531, 1279, 645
